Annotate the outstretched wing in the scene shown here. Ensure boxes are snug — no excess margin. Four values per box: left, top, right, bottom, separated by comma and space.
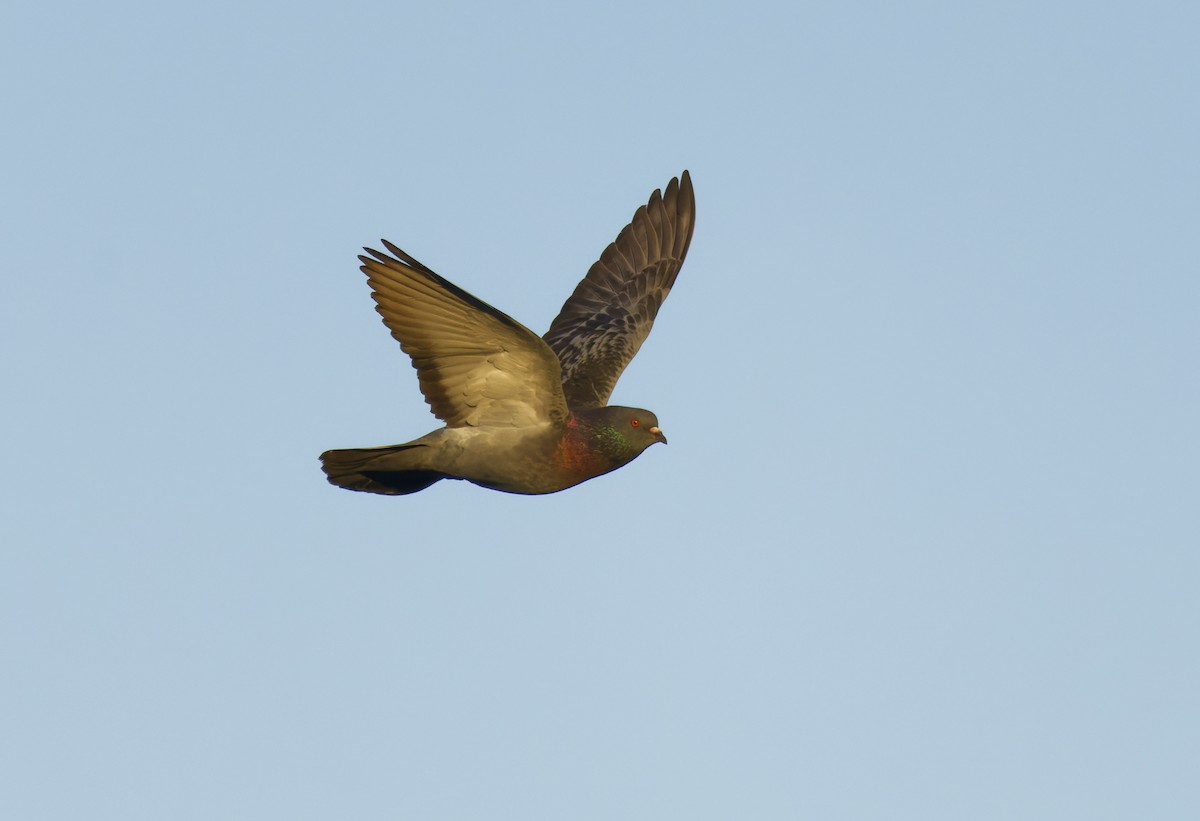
360, 241, 568, 429
543, 171, 695, 409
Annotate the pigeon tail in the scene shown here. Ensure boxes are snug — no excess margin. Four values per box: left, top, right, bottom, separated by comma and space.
319, 444, 447, 496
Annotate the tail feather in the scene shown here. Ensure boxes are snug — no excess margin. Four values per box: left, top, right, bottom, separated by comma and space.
319, 444, 447, 496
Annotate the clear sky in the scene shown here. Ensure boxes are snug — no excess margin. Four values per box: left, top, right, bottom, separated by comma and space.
3, 1, 1197, 819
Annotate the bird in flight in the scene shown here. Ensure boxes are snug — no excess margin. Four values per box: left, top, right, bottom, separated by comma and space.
320, 171, 695, 495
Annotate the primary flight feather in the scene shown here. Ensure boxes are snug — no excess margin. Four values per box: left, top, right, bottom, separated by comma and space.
320, 170, 695, 495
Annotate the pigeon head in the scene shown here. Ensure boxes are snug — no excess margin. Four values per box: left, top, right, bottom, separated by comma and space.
585, 405, 668, 457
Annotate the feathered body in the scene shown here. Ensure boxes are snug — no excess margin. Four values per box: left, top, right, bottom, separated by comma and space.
320, 172, 694, 496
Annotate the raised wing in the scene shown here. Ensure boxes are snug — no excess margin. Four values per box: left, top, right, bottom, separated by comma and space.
543, 171, 695, 409
360, 241, 568, 429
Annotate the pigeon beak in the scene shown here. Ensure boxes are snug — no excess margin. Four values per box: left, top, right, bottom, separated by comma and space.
649, 426, 667, 445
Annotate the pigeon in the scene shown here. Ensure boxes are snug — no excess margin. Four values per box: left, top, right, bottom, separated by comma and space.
320, 170, 695, 495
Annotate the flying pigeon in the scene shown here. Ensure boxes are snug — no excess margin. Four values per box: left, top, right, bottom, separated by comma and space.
320, 171, 695, 495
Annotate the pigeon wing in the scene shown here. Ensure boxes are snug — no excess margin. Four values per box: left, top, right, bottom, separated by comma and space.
360, 241, 569, 429
543, 171, 695, 409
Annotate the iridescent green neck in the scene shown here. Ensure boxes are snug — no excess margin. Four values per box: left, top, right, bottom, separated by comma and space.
591, 422, 637, 460
562, 412, 637, 468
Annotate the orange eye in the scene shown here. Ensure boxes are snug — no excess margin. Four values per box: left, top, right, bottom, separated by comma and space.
630, 419, 640, 428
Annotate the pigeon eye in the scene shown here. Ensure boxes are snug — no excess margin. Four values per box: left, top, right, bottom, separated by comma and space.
630, 419, 640, 428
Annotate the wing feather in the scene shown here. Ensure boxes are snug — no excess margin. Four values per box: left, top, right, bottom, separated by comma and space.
543, 171, 695, 409
359, 244, 568, 428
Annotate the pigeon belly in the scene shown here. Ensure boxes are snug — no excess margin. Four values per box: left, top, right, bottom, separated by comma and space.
419, 424, 579, 495
420, 420, 620, 495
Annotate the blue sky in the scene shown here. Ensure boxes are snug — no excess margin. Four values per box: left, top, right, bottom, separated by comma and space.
3, 1, 1198, 819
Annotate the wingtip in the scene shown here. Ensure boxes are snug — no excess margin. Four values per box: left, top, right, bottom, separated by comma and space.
679, 169, 693, 199
361, 245, 389, 264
